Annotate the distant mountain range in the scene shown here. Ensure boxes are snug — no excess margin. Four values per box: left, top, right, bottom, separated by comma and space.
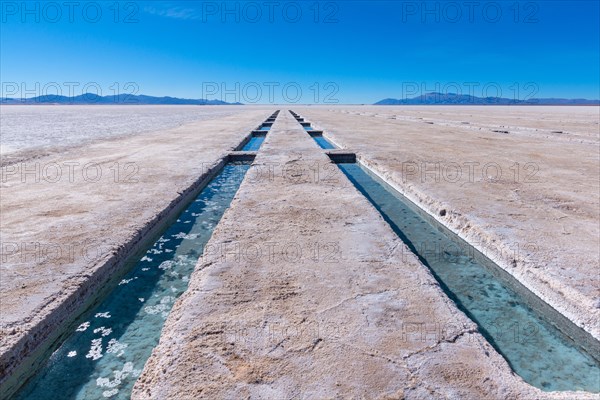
2, 92, 597, 106
0, 93, 242, 105
375, 93, 600, 105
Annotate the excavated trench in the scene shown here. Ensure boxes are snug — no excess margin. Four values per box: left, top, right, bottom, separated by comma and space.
8, 112, 279, 400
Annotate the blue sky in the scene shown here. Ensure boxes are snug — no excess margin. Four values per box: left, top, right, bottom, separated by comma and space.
1, 1, 599, 103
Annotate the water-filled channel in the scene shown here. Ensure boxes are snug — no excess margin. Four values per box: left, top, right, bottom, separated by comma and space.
12, 162, 252, 400
241, 135, 265, 151
337, 161, 600, 392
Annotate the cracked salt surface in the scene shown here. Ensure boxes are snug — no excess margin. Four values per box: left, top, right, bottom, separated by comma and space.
12, 163, 251, 400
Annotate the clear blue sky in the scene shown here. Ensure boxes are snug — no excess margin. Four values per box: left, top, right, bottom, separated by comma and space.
1, 1, 599, 103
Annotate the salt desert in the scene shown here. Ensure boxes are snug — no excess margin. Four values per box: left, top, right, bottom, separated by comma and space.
1, 105, 599, 399
0, 105, 239, 165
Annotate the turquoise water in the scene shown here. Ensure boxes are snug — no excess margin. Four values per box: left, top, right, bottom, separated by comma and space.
338, 162, 600, 393
313, 136, 336, 149
241, 135, 265, 151
12, 162, 251, 400
303, 126, 312, 131
259, 125, 270, 131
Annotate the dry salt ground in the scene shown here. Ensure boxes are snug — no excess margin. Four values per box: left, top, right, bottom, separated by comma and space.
2, 106, 599, 399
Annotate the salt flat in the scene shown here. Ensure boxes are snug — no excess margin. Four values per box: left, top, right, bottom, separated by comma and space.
298, 105, 600, 340
336, 105, 599, 142
1, 105, 598, 398
0, 106, 272, 395
0, 105, 241, 165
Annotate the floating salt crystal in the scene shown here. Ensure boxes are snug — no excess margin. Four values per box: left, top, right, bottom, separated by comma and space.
86, 338, 103, 360
106, 338, 127, 357
158, 260, 175, 270
144, 296, 175, 317
96, 377, 111, 387
93, 327, 112, 337
118, 277, 137, 285
76, 321, 90, 332
172, 232, 199, 240
102, 389, 118, 398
